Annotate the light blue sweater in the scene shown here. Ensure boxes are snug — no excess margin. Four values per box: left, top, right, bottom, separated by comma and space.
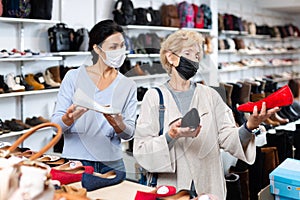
51, 66, 137, 161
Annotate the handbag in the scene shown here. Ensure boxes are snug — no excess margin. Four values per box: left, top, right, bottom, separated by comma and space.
0, 122, 62, 200
48, 23, 76, 52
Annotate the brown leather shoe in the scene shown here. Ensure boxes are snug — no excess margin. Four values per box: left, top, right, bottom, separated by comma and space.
270, 112, 289, 125
264, 117, 280, 126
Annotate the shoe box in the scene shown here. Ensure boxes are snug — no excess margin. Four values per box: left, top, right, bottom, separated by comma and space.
269, 158, 300, 199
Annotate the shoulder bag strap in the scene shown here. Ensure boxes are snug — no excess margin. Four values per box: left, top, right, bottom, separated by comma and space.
154, 87, 165, 136
148, 87, 165, 187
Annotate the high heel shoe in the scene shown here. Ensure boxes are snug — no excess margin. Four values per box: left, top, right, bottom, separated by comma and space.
237, 85, 293, 112
81, 170, 126, 191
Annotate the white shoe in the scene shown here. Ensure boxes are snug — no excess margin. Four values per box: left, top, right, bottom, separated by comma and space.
73, 88, 121, 114
5, 73, 25, 92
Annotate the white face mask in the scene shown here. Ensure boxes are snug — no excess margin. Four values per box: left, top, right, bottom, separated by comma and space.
99, 46, 126, 68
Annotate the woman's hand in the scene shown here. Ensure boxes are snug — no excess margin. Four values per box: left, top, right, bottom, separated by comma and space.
168, 119, 201, 139
246, 102, 280, 130
103, 113, 126, 133
62, 104, 88, 126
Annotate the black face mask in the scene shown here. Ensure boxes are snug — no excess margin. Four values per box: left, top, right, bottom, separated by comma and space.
174, 55, 199, 80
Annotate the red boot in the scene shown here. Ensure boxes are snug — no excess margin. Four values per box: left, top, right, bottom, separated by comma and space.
237, 85, 293, 112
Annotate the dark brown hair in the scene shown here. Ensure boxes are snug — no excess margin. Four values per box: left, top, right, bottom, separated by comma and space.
88, 19, 123, 51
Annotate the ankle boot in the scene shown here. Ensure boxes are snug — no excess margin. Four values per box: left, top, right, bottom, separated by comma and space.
15, 74, 34, 91
44, 69, 60, 88
0, 75, 10, 93
5, 73, 25, 92
34, 72, 52, 89
25, 74, 45, 90
47, 66, 61, 83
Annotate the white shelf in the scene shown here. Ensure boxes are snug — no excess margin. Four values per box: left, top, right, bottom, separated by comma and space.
124, 25, 179, 31
218, 66, 249, 72
129, 73, 168, 81
51, 52, 91, 56
0, 56, 62, 62
127, 54, 160, 58
220, 30, 244, 35
0, 126, 53, 139
0, 17, 60, 24
0, 88, 59, 98
123, 25, 212, 33
181, 27, 212, 33
218, 50, 237, 54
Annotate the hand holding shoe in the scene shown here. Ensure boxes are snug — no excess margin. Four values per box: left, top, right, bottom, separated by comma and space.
247, 102, 280, 130
62, 104, 88, 126
168, 119, 201, 139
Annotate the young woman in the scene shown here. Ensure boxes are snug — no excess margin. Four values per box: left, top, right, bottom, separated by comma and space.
51, 20, 137, 174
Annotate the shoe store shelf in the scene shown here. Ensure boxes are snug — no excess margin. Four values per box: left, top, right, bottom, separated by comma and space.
126, 54, 160, 58
123, 25, 212, 34
0, 126, 53, 139
0, 17, 60, 24
129, 73, 169, 81
0, 56, 63, 62
218, 50, 300, 56
0, 88, 59, 98
51, 52, 91, 56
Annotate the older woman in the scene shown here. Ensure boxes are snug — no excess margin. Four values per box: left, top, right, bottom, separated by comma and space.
133, 30, 279, 199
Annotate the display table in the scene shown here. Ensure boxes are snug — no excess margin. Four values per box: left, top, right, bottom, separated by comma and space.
70, 180, 153, 200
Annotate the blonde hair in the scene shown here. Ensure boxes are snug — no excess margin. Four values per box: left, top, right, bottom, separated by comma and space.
160, 30, 204, 74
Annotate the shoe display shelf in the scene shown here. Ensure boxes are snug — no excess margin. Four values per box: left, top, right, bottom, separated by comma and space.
0, 17, 62, 147
218, 30, 300, 82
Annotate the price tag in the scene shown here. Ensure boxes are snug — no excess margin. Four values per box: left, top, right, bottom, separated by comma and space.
15, 76, 21, 84
117, 2, 122, 10
147, 13, 152, 23
39, 76, 45, 83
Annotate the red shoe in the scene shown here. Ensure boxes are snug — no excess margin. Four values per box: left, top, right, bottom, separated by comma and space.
237, 85, 293, 112
50, 166, 94, 185
134, 185, 176, 200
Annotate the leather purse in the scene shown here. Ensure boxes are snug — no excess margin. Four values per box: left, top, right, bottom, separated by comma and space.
48, 23, 76, 52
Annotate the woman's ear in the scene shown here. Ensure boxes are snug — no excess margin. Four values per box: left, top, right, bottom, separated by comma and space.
166, 51, 177, 66
166, 51, 179, 67
93, 44, 101, 54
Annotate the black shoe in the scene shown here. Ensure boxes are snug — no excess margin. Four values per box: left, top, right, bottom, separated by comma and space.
15, 74, 34, 91
4, 120, 24, 132
25, 116, 44, 126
